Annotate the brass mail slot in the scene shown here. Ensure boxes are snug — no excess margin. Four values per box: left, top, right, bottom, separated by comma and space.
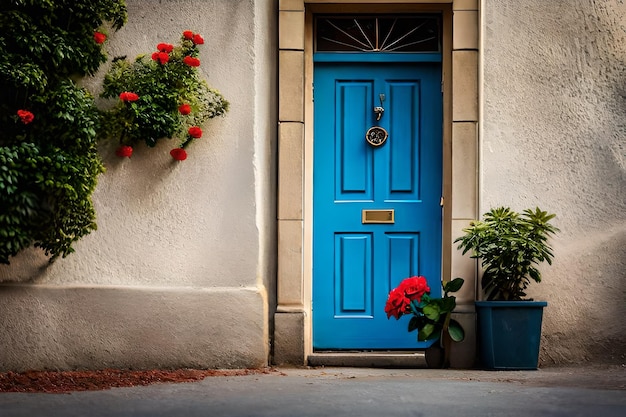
362, 209, 394, 224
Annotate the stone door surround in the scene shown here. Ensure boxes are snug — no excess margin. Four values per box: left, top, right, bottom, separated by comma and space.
274, 0, 479, 367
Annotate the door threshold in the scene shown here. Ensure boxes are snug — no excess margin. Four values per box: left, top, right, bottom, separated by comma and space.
308, 351, 427, 368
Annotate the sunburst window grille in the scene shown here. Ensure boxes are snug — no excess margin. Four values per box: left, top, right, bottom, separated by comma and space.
315, 15, 441, 53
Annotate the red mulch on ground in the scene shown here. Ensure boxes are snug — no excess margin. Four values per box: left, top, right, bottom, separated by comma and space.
0, 368, 280, 393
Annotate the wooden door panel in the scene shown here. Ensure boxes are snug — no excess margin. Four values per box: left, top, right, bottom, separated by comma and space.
313, 62, 442, 349
336, 81, 373, 199
334, 233, 372, 317
388, 81, 420, 197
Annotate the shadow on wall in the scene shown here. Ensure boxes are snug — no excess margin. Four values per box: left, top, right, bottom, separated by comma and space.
0, 248, 50, 283
539, 226, 626, 366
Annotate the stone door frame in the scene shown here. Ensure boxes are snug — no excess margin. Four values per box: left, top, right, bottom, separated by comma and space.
274, 0, 480, 366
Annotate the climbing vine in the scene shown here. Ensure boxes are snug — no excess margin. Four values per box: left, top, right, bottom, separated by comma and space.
0, 1, 228, 265
0, 0, 127, 264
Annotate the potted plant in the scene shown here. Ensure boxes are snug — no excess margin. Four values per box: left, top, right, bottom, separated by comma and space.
385, 276, 465, 368
455, 206, 559, 369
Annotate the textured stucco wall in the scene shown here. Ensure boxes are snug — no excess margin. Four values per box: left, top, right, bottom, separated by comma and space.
0, 0, 276, 371
482, 0, 626, 364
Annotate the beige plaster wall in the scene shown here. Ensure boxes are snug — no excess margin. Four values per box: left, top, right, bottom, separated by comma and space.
481, 0, 626, 365
0, 0, 276, 371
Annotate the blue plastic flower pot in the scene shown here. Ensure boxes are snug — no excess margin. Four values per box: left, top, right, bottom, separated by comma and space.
475, 301, 547, 370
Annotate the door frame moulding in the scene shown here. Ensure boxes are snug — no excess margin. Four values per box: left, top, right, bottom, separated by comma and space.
274, 0, 479, 367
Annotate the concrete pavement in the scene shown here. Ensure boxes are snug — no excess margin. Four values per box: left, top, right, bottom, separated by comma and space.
1, 366, 625, 417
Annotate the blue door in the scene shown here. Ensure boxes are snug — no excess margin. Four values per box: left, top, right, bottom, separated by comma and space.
313, 61, 443, 349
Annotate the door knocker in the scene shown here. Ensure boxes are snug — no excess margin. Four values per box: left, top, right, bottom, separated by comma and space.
374, 93, 385, 121
374, 106, 384, 121
366, 94, 388, 147
366, 126, 388, 147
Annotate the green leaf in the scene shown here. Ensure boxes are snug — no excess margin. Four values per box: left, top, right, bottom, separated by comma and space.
418, 323, 437, 342
423, 304, 441, 321
447, 319, 465, 342
444, 277, 464, 293
440, 296, 456, 313
408, 316, 419, 333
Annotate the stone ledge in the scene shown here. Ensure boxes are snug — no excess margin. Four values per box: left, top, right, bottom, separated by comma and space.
308, 352, 427, 368
0, 285, 268, 372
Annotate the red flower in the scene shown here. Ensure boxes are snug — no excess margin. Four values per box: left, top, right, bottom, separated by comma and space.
156, 43, 174, 53
94, 31, 107, 44
385, 287, 410, 319
384, 276, 431, 319
183, 56, 200, 67
119, 92, 139, 102
188, 126, 202, 138
192, 33, 204, 45
170, 148, 188, 161
17, 109, 34, 124
115, 145, 133, 158
399, 276, 430, 303
178, 103, 191, 115
183, 30, 194, 40
151, 51, 169, 64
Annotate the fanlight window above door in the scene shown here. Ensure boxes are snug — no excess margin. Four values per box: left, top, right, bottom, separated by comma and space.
315, 15, 441, 53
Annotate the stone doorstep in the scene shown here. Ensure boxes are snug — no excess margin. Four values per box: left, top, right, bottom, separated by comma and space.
308, 352, 427, 368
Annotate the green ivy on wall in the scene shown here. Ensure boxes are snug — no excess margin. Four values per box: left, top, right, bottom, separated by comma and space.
0, 0, 127, 264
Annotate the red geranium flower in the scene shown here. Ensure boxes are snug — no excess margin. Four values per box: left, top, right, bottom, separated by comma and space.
183, 30, 194, 40
384, 276, 431, 319
384, 287, 410, 319
94, 31, 107, 44
119, 92, 139, 102
17, 109, 34, 124
151, 51, 169, 64
178, 103, 191, 115
192, 34, 204, 45
115, 145, 133, 158
188, 126, 202, 138
156, 43, 174, 53
170, 148, 188, 161
399, 276, 431, 303
183, 56, 200, 67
